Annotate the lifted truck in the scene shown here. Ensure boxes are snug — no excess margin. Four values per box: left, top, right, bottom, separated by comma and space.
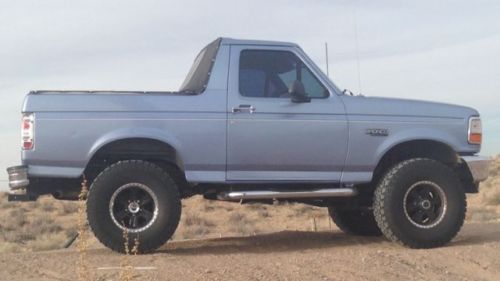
7, 38, 490, 253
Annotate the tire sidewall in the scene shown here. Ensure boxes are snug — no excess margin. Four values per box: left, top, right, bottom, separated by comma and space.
87, 161, 181, 252
381, 159, 465, 245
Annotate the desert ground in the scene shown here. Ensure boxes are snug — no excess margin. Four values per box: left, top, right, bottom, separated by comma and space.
0, 155, 499, 281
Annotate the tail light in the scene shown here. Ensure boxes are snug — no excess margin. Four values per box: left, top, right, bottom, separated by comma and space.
22, 113, 35, 150
468, 117, 482, 145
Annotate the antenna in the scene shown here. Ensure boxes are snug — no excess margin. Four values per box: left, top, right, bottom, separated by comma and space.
325, 42, 330, 78
353, 1, 363, 94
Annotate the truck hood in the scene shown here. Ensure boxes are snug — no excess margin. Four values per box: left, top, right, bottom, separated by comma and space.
341, 95, 479, 119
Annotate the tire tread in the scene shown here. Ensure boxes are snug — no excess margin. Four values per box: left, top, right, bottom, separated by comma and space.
87, 160, 181, 253
373, 158, 466, 248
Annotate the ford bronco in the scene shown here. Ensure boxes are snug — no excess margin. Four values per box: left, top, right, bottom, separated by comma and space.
7, 38, 490, 253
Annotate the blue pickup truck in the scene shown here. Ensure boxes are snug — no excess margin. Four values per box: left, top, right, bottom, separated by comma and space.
7, 38, 490, 253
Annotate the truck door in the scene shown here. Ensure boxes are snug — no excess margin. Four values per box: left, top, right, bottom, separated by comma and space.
226, 45, 348, 182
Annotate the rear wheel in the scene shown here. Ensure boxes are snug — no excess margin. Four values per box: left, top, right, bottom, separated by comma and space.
87, 160, 181, 253
373, 158, 466, 248
328, 207, 382, 236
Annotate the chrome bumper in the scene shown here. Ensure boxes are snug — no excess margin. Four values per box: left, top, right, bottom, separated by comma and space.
461, 156, 491, 182
6, 165, 29, 194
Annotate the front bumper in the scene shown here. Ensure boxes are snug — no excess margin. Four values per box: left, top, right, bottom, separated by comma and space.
461, 155, 491, 182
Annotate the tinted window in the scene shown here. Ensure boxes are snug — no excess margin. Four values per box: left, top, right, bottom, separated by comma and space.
239, 50, 328, 98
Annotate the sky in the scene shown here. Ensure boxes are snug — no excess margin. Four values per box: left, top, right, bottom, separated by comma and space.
1, 0, 499, 183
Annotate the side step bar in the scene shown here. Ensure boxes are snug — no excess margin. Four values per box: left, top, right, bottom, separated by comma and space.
217, 188, 357, 201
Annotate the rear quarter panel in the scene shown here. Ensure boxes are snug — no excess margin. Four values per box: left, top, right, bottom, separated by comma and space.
22, 93, 227, 182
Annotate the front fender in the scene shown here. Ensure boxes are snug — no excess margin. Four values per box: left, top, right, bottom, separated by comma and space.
374, 127, 461, 165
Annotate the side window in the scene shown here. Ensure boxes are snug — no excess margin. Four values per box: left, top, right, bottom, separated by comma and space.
239, 50, 328, 98
239, 69, 266, 97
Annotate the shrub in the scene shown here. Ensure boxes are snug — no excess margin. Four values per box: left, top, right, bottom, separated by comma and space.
4, 208, 27, 230
182, 225, 212, 239
257, 209, 270, 218
202, 203, 215, 212
181, 212, 215, 239
59, 202, 79, 215
467, 207, 498, 222
65, 228, 78, 238
484, 190, 500, 206
41, 202, 55, 212
292, 204, 314, 216
228, 212, 257, 235
27, 233, 66, 251
245, 203, 266, 210
26, 217, 63, 234
183, 212, 215, 227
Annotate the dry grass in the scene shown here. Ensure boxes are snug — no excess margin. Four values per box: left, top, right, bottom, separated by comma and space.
467, 207, 498, 222
483, 189, 500, 206
0, 193, 78, 253
228, 212, 257, 235
291, 204, 316, 217
59, 201, 79, 215
480, 155, 500, 206
76, 177, 90, 281
181, 212, 216, 239
119, 228, 135, 281
257, 209, 270, 218
0, 155, 498, 254
479, 155, 500, 206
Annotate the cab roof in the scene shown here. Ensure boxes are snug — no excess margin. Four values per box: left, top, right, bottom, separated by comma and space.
220, 37, 299, 48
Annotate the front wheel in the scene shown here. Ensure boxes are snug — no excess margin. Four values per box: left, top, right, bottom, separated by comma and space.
87, 160, 181, 253
373, 158, 466, 248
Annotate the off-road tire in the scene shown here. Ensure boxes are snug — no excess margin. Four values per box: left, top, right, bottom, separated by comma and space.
328, 207, 382, 236
373, 158, 466, 248
87, 160, 181, 253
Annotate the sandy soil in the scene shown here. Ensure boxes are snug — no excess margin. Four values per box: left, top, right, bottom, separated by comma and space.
0, 155, 498, 280
0, 222, 499, 281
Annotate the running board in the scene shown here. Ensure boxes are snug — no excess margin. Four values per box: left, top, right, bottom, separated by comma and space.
217, 188, 357, 201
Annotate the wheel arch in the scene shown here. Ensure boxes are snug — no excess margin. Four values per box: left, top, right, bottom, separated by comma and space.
83, 129, 186, 183
372, 139, 459, 184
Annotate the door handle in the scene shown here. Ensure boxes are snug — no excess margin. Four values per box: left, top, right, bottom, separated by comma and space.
232, 104, 256, 113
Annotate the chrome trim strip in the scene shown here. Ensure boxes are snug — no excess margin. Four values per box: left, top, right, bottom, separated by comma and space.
217, 188, 357, 201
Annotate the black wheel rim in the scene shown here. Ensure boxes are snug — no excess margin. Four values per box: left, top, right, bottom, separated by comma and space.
403, 181, 447, 228
109, 183, 158, 233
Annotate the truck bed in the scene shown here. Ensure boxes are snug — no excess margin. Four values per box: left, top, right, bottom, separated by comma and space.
29, 90, 186, 95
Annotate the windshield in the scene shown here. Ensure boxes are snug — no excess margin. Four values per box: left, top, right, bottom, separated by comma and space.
179, 38, 222, 94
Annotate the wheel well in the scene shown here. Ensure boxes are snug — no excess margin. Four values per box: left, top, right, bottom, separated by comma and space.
84, 138, 185, 184
373, 140, 458, 184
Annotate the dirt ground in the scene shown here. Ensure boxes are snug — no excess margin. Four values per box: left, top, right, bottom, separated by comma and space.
0, 155, 498, 280
0, 222, 498, 281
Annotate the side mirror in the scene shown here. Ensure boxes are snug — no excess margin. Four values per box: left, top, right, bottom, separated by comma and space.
289, 80, 311, 103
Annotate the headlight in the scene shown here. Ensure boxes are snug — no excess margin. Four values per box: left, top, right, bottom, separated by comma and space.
468, 117, 482, 145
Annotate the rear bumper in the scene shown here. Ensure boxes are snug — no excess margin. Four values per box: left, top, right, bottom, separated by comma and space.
461, 155, 491, 182
6, 165, 36, 201
6, 165, 82, 201
7, 165, 30, 189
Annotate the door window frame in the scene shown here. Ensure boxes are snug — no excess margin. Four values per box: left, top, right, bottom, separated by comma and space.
236, 48, 331, 100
